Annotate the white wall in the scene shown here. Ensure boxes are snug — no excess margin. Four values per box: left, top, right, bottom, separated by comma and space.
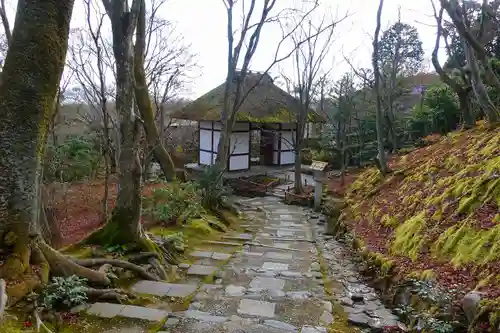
198, 121, 250, 171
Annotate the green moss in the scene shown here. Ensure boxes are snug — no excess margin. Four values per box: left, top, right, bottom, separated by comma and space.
390, 212, 427, 261
381, 214, 399, 227
432, 222, 500, 266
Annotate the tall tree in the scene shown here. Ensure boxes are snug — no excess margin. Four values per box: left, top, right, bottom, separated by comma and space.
288, 14, 337, 193
134, 0, 176, 181
372, 0, 389, 175
441, 0, 500, 124
378, 16, 424, 151
430, 1, 475, 128
215, 0, 328, 172
0, 0, 114, 296
88, 0, 147, 246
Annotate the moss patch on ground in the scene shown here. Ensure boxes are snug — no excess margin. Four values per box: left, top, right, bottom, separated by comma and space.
344, 124, 500, 300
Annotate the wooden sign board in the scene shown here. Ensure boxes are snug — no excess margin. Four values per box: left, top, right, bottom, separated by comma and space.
310, 160, 328, 171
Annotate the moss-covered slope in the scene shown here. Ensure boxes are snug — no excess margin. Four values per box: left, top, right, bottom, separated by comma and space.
345, 123, 500, 298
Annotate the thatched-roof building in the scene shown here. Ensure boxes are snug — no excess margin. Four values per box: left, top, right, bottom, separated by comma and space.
171, 72, 322, 172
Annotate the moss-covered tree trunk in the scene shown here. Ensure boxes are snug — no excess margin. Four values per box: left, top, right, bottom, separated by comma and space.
87, 0, 147, 246
133, 0, 175, 181
0, 0, 112, 296
0, 0, 74, 257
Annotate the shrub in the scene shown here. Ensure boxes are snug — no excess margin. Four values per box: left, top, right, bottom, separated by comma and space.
146, 181, 204, 225
197, 165, 232, 210
45, 135, 101, 182
41, 275, 88, 310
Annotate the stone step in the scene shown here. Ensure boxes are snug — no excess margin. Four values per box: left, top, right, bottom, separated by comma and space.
131, 281, 198, 297
86, 302, 169, 321
189, 250, 232, 261
222, 233, 254, 241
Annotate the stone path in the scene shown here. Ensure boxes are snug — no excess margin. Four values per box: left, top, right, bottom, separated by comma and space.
83, 196, 402, 333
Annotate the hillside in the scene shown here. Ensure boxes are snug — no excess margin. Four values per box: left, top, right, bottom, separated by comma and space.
344, 123, 500, 299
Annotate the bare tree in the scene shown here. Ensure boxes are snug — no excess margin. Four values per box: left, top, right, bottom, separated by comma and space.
288, 13, 337, 193
430, 0, 474, 128
216, 0, 336, 172
134, 0, 176, 181
372, 0, 389, 175
0, 0, 10, 45
68, 0, 116, 221
88, 0, 146, 246
440, 0, 500, 124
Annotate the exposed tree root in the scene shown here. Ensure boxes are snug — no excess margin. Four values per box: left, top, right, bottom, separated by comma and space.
148, 258, 167, 280
127, 252, 160, 262
86, 287, 135, 303
73, 258, 160, 281
38, 241, 111, 285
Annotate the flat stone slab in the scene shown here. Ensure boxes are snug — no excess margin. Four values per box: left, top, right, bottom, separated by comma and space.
264, 252, 293, 260
132, 281, 197, 297
277, 230, 295, 237
187, 264, 217, 276
223, 233, 253, 241
212, 252, 232, 260
87, 302, 124, 318
262, 262, 289, 271
189, 251, 213, 258
120, 305, 169, 321
182, 310, 228, 323
301, 326, 328, 333
204, 240, 241, 246
237, 299, 276, 318
249, 277, 285, 290
241, 251, 263, 257
263, 319, 298, 331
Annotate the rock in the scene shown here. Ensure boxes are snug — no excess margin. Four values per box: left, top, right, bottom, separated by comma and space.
347, 313, 371, 327
351, 293, 364, 303
462, 291, 482, 323
263, 319, 298, 331
225, 285, 246, 297
178, 263, 190, 269
322, 301, 333, 313
310, 262, 321, 271
339, 297, 354, 307
319, 311, 334, 325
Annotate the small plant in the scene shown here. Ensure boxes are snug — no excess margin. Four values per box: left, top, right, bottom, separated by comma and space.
45, 135, 102, 182
146, 181, 205, 225
105, 244, 129, 256
163, 232, 186, 252
197, 165, 231, 210
42, 275, 88, 310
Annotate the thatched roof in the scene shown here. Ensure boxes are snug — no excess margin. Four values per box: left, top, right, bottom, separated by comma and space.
170, 72, 323, 123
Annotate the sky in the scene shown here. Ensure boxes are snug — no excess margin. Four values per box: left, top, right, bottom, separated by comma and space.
154, 0, 442, 98
3, 0, 444, 99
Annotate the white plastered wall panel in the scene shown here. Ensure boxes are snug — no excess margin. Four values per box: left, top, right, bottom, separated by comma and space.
228, 122, 250, 171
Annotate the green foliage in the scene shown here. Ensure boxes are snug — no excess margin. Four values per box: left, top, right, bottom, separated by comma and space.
146, 181, 204, 225
197, 165, 232, 210
41, 275, 88, 310
45, 135, 101, 182
162, 232, 186, 252
407, 85, 460, 139
379, 22, 424, 76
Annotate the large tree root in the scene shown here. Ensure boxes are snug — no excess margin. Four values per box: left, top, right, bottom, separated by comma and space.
73, 258, 160, 281
86, 287, 135, 303
38, 241, 111, 285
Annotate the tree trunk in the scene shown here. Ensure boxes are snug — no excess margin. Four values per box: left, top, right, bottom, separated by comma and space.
134, 0, 175, 181
372, 0, 388, 176
457, 89, 474, 128
0, 0, 111, 295
87, 0, 146, 246
464, 42, 500, 124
